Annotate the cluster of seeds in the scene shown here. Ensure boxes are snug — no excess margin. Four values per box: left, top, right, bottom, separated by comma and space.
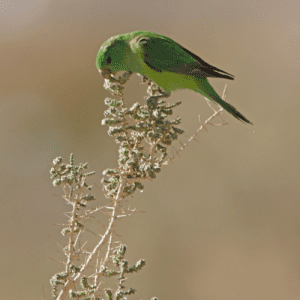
101, 74, 184, 199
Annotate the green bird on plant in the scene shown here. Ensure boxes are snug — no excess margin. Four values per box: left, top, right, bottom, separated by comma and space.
96, 30, 252, 124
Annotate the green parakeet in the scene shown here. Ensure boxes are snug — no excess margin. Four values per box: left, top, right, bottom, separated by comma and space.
96, 31, 252, 124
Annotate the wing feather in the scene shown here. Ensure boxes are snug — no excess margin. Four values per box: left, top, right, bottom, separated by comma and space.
139, 36, 234, 80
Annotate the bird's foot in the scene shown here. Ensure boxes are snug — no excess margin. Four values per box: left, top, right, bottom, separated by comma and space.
157, 88, 171, 98
140, 75, 149, 84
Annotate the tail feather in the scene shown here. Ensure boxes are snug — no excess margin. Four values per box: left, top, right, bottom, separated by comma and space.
217, 97, 253, 124
196, 78, 253, 125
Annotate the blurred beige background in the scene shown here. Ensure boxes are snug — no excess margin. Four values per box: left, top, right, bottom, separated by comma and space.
1, 0, 300, 299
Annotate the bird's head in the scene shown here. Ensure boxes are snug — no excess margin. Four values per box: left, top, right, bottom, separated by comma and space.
96, 35, 131, 79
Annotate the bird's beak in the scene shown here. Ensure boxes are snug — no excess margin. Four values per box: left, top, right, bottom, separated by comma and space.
99, 68, 113, 79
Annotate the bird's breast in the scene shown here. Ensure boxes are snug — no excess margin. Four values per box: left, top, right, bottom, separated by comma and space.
143, 70, 198, 93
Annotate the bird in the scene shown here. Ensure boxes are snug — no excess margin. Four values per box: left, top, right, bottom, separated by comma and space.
96, 30, 252, 124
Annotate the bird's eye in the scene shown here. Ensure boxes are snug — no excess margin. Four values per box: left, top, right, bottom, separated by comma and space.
106, 57, 111, 64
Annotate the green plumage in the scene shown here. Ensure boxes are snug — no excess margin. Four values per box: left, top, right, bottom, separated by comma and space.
96, 31, 252, 124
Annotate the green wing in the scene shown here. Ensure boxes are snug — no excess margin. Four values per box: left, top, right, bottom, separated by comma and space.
139, 36, 234, 80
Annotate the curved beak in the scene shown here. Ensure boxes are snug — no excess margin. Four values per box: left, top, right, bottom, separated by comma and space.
99, 68, 113, 79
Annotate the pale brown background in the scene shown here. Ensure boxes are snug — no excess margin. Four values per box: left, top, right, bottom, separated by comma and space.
1, 0, 300, 299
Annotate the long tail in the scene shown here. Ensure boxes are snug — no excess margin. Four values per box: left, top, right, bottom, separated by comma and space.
196, 78, 253, 125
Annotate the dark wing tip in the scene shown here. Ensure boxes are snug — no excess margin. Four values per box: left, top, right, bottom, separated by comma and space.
179, 44, 235, 80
